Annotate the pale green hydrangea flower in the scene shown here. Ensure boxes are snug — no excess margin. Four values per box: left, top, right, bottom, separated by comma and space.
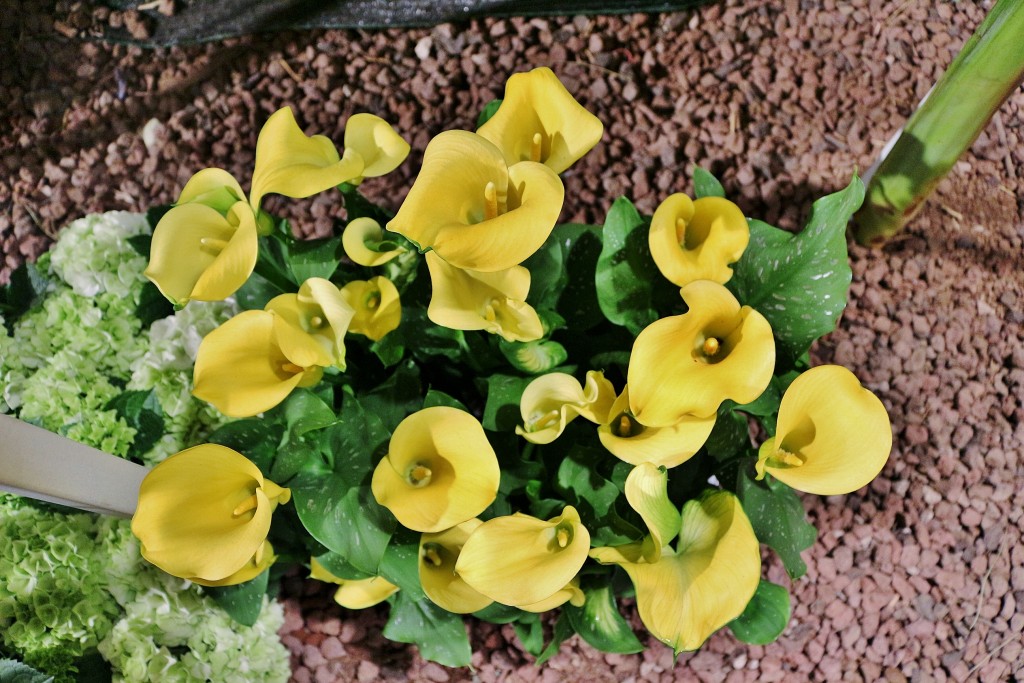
49, 212, 150, 300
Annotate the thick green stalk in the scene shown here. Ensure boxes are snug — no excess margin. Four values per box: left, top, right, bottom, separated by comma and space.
854, 0, 1024, 246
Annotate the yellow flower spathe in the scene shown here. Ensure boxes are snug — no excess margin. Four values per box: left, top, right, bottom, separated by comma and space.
387, 130, 564, 272
419, 519, 494, 614
340, 276, 402, 341
425, 252, 543, 343
627, 280, 775, 427
756, 365, 892, 495
598, 386, 716, 468
193, 310, 329, 417
477, 66, 603, 174
454, 506, 590, 608
343, 113, 411, 184
517, 578, 586, 613
265, 278, 355, 370
590, 490, 760, 654
371, 407, 500, 533
342, 217, 406, 267
131, 444, 290, 586
145, 200, 258, 306
249, 106, 364, 211
516, 370, 617, 444
649, 194, 750, 287
309, 558, 400, 609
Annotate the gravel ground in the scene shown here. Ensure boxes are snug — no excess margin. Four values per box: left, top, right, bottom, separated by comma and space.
4, 0, 1024, 681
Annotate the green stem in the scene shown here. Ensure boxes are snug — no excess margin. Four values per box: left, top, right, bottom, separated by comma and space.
853, 0, 1024, 246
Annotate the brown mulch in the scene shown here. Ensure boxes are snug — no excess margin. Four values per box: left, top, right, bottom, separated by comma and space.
4, 0, 1024, 681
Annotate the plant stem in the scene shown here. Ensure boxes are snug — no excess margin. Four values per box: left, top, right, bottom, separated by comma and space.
853, 0, 1024, 246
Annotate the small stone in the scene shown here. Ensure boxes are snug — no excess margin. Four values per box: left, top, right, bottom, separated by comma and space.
357, 660, 380, 683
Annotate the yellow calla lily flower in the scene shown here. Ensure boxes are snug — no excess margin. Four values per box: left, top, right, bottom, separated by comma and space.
425, 252, 543, 342
265, 278, 355, 370
516, 370, 617, 444
249, 106, 364, 211
419, 519, 494, 614
176, 167, 247, 212
340, 276, 402, 341
145, 200, 258, 306
649, 194, 750, 287
623, 463, 681, 563
627, 280, 775, 427
454, 506, 590, 608
517, 578, 586, 613
756, 365, 892, 495
590, 491, 760, 654
477, 66, 603, 174
371, 407, 500, 533
343, 113, 411, 184
598, 386, 716, 468
193, 310, 329, 417
309, 558, 400, 609
387, 130, 564, 272
131, 444, 290, 586
342, 217, 406, 267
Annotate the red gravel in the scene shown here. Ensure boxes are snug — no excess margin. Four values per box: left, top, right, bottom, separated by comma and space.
4, 0, 1024, 680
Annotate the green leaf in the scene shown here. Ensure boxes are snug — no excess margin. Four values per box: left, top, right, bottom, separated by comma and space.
595, 197, 658, 334
556, 446, 622, 524
205, 569, 269, 627
382, 592, 472, 668
513, 614, 545, 657
472, 602, 521, 624
475, 98, 503, 129
727, 178, 864, 367
703, 406, 750, 462
270, 441, 321, 483
313, 551, 373, 581
104, 390, 165, 460
522, 223, 597, 311
207, 418, 280, 474
322, 393, 391, 484
286, 236, 341, 282
283, 390, 339, 439
292, 475, 395, 575
422, 390, 466, 411
728, 580, 791, 645
559, 229, 605, 331
134, 281, 175, 329
499, 339, 568, 375
362, 361, 422, 432
0, 262, 49, 331
235, 270, 286, 311
0, 659, 54, 683
145, 204, 172, 230
377, 529, 426, 601
482, 374, 532, 432
535, 611, 575, 665
565, 584, 644, 654
736, 469, 817, 578
692, 167, 726, 198
127, 233, 153, 259
340, 185, 395, 225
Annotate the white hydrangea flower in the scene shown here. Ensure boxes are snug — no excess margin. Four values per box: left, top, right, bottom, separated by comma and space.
49, 212, 151, 299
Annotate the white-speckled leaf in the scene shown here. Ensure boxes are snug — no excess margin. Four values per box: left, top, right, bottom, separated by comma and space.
727, 177, 864, 366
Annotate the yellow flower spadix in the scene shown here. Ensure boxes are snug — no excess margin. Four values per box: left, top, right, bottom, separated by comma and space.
342, 217, 406, 267
598, 386, 716, 468
516, 370, 617, 444
265, 278, 355, 370
477, 66, 604, 174
340, 276, 402, 341
371, 407, 500, 533
649, 194, 750, 287
419, 519, 494, 614
425, 252, 543, 342
756, 365, 892, 495
145, 200, 258, 306
454, 506, 590, 608
343, 113, 411, 184
627, 280, 775, 427
590, 490, 760, 654
387, 130, 564, 272
249, 106, 364, 211
193, 310, 329, 417
309, 558, 399, 609
131, 444, 290, 586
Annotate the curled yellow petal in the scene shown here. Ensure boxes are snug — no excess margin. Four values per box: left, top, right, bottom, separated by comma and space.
454, 506, 590, 607
425, 252, 543, 342
627, 280, 775, 426
756, 365, 892, 495
308, 558, 399, 608
131, 444, 289, 585
340, 276, 401, 341
419, 519, 494, 614
516, 370, 617, 444
145, 201, 258, 306
266, 278, 355, 369
343, 113, 410, 182
649, 195, 749, 287
342, 217, 405, 267
250, 106, 363, 210
387, 130, 564, 272
624, 463, 681, 563
192, 310, 326, 417
477, 66, 603, 174
598, 386, 715, 468
517, 577, 585, 613
176, 168, 247, 212
371, 407, 500, 533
